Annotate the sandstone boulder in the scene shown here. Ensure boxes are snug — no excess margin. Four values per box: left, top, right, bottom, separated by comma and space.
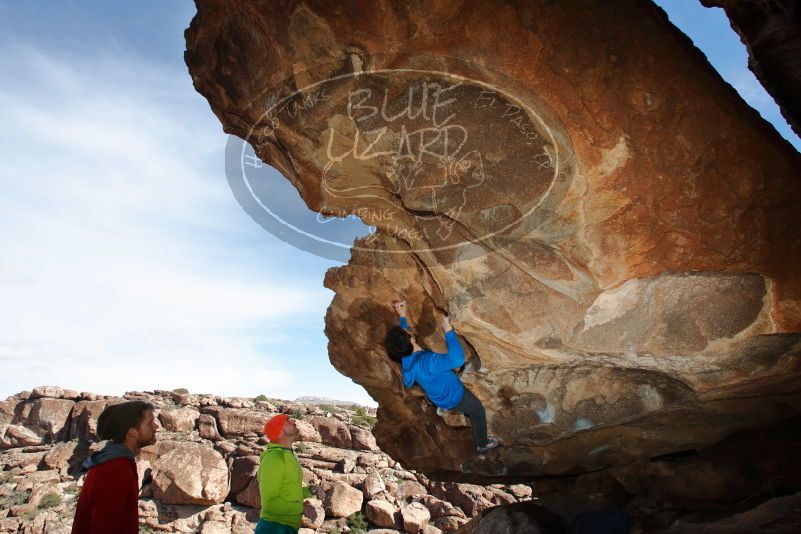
69, 400, 107, 441
349, 425, 378, 451
206, 408, 266, 437
1, 424, 43, 448
467, 503, 568, 534
395, 480, 428, 503
151, 442, 229, 505
184, 5, 801, 523
198, 413, 222, 441
159, 407, 200, 432
13, 398, 74, 441
367, 499, 400, 529
308, 416, 352, 449
0, 401, 16, 425
229, 455, 259, 497
401, 502, 431, 533
30, 386, 64, 399
363, 469, 386, 498
41, 441, 78, 475
236, 477, 260, 509
431, 483, 494, 518
417, 495, 466, 520
324, 481, 363, 518
199, 522, 229, 534
295, 419, 322, 443
302, 498, 325, 529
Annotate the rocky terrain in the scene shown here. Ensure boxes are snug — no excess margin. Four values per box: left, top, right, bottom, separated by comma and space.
0, 386, 533, 533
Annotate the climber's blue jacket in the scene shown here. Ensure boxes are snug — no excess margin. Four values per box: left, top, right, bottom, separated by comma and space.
400, 316, 465, 409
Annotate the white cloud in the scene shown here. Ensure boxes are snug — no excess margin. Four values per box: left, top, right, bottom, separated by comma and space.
0, 43, 373, 403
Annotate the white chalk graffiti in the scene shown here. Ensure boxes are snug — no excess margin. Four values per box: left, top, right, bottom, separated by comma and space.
235, 66, 567, 258
321, 81, 485, 240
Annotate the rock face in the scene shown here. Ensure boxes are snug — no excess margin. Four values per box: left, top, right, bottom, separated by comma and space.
324, 481, 364, 518
159, 407, 200, 432
152, 443, 230, 505
701, 0, 801, 138
69, 400, 108, 441
13, 398, 74, 442
185, 0, 801, 526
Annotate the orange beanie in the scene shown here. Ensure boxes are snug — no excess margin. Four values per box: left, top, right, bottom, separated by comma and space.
264, 414, 288, 442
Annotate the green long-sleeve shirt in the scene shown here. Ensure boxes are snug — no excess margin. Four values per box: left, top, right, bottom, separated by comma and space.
258, 443, 312, 529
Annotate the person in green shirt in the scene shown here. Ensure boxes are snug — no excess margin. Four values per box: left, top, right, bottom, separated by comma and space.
256, 414, 313, 534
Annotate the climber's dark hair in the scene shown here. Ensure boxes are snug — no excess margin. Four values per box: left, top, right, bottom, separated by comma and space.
384, 326, 414, 362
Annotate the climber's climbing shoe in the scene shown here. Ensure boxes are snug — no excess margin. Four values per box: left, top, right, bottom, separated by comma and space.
476, 436, 500, 455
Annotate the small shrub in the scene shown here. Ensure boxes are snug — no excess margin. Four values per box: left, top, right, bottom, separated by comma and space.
351, 414, 377, 429
254, 394, 268, 402
318, 403, 344, 414
347, 512, 368, 534
354, 407, 366, 417
295, 442, 307, 454
23, 508, 40, 521
37, 492, 62, 509
64, 486, 79, 495
1, 490, 29, 508
172, 388, 189, 394
290, 409, 305, 420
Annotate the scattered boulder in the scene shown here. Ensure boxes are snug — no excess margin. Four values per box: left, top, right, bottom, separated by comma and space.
0, 401, 16, 425
235, 477, 260, 509
418, 495, 466, 520
295, 419, 322, 443
431, 483, 495, 517
308, 416, 352, 449
367, 499, 400, 528
324, 481, 363, 518
159, 407, 200, 432
69, 400, 108, 441
1, 424, 43, 448
199, 521, 230, 534
152, 442, 230, 505
302, 498, 326, 529
207, 408, 266, 437
401, 502, 432, 533
29, 386, 65, 399
349, 425, 378, 451
229, 455, 259, 497
507, 484, 533, 500
363, 469, 387, 498
13, 398, 74, 441
198, 413, 223, 441
41, 441, 78, 474
395, 480, 428, 502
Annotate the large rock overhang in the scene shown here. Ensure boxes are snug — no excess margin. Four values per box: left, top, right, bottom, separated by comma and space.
185, 0, 801, 515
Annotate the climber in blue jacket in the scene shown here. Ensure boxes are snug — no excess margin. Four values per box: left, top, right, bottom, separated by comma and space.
383, 300, 499, 455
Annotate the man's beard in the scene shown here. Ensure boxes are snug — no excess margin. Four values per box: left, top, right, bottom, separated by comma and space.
138, 434, 157, 447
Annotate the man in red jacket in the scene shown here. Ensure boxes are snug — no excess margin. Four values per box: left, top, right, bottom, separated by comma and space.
72, 400, 158, 534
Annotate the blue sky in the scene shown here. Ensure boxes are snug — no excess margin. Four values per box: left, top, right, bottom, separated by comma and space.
0, 1, 798, 404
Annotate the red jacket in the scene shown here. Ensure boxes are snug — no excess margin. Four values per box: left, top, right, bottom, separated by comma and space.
72, 457, 139, 534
